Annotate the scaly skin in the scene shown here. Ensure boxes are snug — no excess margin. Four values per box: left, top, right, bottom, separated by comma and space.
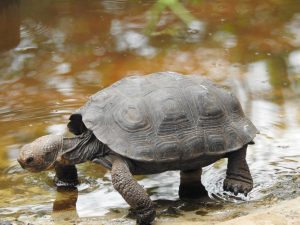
111, 157, 156, 225
223, 145, 253, 196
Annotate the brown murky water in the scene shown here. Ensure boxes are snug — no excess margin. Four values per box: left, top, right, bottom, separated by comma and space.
0, 0, 299, 224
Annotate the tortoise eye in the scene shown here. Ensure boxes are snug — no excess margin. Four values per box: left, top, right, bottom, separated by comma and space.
26, 156, 34, 164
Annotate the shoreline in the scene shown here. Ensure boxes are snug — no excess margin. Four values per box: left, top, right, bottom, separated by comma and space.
157, 197, 300, 225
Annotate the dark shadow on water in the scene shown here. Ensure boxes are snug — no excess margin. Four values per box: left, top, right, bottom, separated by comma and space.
153, 194, 223, 219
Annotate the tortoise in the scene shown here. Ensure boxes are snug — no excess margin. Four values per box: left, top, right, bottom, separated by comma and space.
18, 72, 258, 225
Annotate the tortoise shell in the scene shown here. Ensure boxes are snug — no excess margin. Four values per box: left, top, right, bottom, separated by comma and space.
68, 72, 258, 162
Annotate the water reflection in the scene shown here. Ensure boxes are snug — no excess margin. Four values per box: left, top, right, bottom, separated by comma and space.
101, 0, 128, 14
111, 19, 157, 57
0, 0, 300, 224
0, 0, 20, 52
286, 13, 300, 47
52, 187, 78, 223
145, 0, 205, 42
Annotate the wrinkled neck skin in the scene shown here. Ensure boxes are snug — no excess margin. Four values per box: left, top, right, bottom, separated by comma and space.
62, 137, 82, 152
57, 130, 107, 166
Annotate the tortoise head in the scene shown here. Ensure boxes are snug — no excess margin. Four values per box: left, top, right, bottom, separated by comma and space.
18, 135, 63, 172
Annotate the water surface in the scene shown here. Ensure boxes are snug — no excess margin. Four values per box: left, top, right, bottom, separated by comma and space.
0, 0, 299, 224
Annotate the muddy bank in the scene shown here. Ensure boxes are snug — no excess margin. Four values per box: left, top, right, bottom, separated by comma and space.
158, 197, 300, 225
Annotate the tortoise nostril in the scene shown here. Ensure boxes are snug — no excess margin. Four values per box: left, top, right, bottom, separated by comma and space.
26, 156, 34, 164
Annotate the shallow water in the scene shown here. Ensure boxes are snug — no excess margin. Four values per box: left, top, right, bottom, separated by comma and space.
0, 0, 299, 224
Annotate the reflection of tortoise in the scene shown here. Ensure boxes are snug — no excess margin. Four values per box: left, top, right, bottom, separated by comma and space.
18, 72, 258, 225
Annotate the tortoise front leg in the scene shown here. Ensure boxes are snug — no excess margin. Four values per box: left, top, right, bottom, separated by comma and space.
54, 164, 79, 187
223, 145, 253, 196
111, 158, 155, 225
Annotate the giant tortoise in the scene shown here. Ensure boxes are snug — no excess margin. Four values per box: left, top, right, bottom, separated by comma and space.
18, 72, 258, 225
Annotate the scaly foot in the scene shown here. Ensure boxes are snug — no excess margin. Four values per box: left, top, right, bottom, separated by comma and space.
223, 173, 253, 196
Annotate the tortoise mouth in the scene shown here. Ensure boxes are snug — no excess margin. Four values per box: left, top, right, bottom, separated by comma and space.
45, 161, 57, 170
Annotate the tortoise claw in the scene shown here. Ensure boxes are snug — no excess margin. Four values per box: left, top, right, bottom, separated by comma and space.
134, 206, 156, 225
223, 177, 253, 196
233, 186, 239, 196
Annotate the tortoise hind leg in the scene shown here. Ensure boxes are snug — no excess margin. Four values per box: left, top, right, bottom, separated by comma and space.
179, 168, 208, 199
223, 145, 253, 196
54, 164, 79, 187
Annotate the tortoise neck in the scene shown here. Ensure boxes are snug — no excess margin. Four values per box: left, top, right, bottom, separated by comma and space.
62, 136, 82, 152
59, 130, 106, 165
